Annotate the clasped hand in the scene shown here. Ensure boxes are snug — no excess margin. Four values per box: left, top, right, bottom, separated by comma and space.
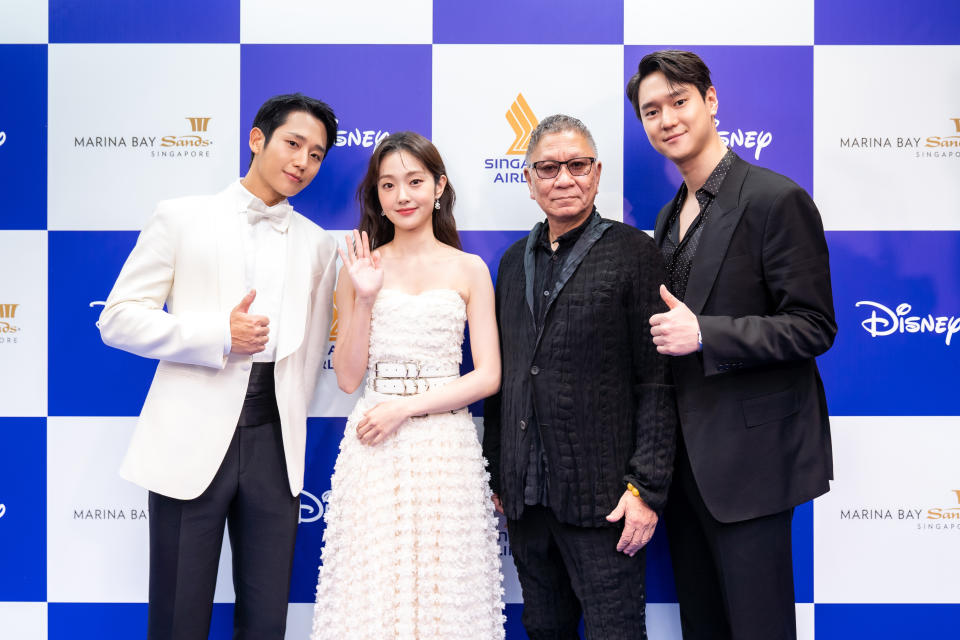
356, 399, 416, 446
649, 284, 700, 356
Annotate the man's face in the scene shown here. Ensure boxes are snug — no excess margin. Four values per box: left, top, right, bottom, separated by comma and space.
247, 110, 328, 203
523, 130, 601, 224
635, 71, 718, 165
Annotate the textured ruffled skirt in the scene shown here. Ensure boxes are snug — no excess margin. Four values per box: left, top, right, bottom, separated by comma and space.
311, 390, 505, 640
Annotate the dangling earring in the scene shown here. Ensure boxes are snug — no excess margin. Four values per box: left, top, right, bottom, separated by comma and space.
434, 198, 441, 210
379, 210, 385, 217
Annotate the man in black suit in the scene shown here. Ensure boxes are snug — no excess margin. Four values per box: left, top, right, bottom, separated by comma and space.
626, 50, 836, 640
483, 114, 676, 639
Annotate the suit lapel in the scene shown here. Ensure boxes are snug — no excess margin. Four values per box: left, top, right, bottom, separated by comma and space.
276, 214, 310, 362
522, 222, 542, 326
682, 156, 750, 315
216, 186, 245, 315
653, 199, 674, 247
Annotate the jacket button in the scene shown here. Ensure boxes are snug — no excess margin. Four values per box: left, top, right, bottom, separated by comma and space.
530, 365, 540, 375
519, 420, 527, 430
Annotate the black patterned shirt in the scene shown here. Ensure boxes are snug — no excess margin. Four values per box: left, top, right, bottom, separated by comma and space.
661, 149, 736, 301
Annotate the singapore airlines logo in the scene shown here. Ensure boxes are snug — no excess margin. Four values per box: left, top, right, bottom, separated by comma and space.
505, 93, 538, 155
186, 117, 211, 132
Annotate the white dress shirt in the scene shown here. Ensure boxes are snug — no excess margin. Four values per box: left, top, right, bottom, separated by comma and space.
228, 180, 288, 363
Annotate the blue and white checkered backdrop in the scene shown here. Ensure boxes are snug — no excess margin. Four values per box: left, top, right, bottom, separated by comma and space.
1, 1, 959, 637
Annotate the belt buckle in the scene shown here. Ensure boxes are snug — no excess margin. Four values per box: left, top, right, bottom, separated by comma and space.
375, 361, 421, 379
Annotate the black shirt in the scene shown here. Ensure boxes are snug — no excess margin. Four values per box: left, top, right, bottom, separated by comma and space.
525, 210, 597, 506
662, 149, 736, 301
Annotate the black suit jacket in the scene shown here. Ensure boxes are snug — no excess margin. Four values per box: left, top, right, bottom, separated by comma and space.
483, 213, 677, 527
655, 155, 836, 523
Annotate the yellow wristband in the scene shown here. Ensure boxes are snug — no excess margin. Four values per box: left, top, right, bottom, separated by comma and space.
626, 482, 640, 497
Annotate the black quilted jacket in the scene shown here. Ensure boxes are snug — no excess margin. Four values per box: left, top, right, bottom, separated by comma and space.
483, 213, 678, 527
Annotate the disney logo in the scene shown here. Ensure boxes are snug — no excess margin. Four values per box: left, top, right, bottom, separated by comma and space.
857, 301, 960, 346
0, 503, 6, 519
299, 489, 332, 524
335, 128, 390, 148
716, 118, 772, 160
0, 131, 6, 146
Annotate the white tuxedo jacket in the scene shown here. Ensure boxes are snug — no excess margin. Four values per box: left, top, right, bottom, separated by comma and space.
98, 185, 338, 500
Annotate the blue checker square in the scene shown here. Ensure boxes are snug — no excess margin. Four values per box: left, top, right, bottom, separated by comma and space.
433, 0, 624, 44
0, 418, 46, 602
815, 0, 960, 44
290, 417, 347, 602
0, 45, 47, 230
818, 231, 960, 416
50, 0, 240, 43
48, 602, 238, 639
240, 44, 432, 232
623, 45, 813, 230
815, 604, 960, 639
48, 231, 159, 417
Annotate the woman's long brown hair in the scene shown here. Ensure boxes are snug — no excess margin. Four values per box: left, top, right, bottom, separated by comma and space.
357, 131, 461, 250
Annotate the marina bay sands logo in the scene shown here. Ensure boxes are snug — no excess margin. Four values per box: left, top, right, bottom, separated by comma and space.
0, 303, 21, 344
856, 300, 960, 346
73, 115, 216, 159
838, 117, 960, 160
838, 490, 960, 533
484, 93, 538, 185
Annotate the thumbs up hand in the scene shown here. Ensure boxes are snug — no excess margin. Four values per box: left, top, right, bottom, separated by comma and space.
230, 289, 270, 355
649, 285, 701, 356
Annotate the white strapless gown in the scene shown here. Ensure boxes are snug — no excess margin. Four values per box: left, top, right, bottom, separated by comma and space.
310, 289, 505, 640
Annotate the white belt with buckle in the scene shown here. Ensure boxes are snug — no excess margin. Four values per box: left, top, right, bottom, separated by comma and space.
368, 361, 460, 396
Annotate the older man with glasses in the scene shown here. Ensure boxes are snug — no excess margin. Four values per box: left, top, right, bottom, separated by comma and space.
483, 114, 677, 639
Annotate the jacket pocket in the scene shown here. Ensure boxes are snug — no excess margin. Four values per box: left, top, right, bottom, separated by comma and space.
741, 388, 799, 428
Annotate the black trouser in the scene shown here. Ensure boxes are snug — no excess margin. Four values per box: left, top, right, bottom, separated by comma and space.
147, 363, 299, 640
665, 433, 796, 640
507, 505, 648, 640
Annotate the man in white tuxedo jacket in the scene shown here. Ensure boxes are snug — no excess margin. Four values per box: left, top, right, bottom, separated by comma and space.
98, 93, 339, 640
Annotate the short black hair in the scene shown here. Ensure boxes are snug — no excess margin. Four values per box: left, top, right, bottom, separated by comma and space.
626, 50, 713, 120
249, 93, 337, 165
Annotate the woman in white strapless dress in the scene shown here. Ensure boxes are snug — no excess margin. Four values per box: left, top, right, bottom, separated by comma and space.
310, 132, 505, 640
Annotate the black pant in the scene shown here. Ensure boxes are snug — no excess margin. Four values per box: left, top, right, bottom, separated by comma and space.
665, 434, 796, 640
147, 365, 299, 640
507, 505, 648, 640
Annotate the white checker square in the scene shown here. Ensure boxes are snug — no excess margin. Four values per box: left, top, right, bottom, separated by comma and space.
0, 231, 47, 417
0, 0, 47, 43
0, 602, 47, 639
433, 45, 624, 231
46, 416, 239, 603
625, 0, 813, 45
241, 0, 432, 44
47, 416, 150, 602
814, 416, 960, 603
48, 44, 241, 231
814, 46, 960, 230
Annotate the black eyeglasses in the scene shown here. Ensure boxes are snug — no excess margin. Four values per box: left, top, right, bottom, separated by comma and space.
531, 157, 596, 179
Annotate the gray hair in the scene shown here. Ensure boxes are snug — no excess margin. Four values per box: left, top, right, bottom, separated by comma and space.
524, 113, 598, 164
